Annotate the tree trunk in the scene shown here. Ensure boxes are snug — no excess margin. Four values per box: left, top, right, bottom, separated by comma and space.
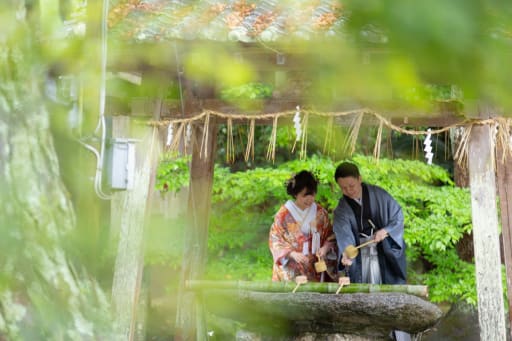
0, 3, 111, 339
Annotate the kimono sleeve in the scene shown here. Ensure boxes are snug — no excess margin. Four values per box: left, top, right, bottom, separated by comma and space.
269, 207, 294, 266
317, 206, 334, 245
333, 201, 357, 261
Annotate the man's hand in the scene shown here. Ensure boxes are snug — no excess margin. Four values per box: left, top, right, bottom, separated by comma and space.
341, 251, 353, 266
374, 228, 388, 243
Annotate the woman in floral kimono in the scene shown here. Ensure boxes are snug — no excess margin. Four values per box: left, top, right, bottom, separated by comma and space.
269, 170, 337, 282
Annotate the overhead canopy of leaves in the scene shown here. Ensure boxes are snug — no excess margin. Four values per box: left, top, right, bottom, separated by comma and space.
342, 0, 512, 107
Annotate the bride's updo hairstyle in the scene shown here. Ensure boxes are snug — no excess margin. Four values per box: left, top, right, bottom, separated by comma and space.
285, 170, 318, 197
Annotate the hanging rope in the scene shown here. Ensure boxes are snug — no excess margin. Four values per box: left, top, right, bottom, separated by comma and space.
245, 119, 255, 162
146, 108, 511, 166
199, 113, 210, 159
323, 115, 334, 155
299, 112, 309, 160
373, 120, 383, 162
169, 122, 185, 153
444, 131, 450, 161
226, 118, 235, 163
496, 118, 512, 163
343, 112, 363, 156
266, 115, 279, 162
184, 122, 192, 155
453, 125, 472, 170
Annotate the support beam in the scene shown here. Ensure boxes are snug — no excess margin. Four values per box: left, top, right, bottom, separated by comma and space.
175, 120, 218, 341
496, 143, 512, 339
111, 125, 160, 340
468, 123, 507, 341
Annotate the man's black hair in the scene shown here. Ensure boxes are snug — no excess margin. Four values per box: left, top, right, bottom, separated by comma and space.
334, 162, 360, 181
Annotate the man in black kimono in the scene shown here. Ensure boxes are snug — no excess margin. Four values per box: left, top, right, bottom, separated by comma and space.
333, 162, 409, 341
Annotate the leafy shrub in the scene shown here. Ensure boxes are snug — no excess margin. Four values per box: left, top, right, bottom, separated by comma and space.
155, 154, 483, 305
219, 82, 274, 101
155, 153, 190, 193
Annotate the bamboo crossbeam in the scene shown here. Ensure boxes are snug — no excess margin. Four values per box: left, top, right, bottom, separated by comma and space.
186, 280, 429, 298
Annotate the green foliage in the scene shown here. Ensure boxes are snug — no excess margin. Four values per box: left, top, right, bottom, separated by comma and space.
205, 245, 271, 281
155, 153, 190, 193
219, 82, 274, 101
400, 84, 463, 102
424, 249, 477, 306
155, 153, 481, 306
343, 0, 512, 106
207, 155, 476, 305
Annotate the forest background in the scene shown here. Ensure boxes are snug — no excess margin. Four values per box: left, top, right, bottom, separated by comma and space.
150, 120, 507, 338
1, 0, 511, 339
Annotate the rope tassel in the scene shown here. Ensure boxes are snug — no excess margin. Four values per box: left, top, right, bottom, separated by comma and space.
299, 112, 309, 160
373, 120, 383, 162
146, 109, 510, 170
226, 118, 235, 163
344, 112, 363, 156
199, 113, 210, 159
323, 115, 334, 155
245, 119, 255, 162
266, 115, 279, 162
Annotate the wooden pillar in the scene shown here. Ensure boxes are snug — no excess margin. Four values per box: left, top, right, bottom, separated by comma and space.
110, 116, 131, 238
496, 142, 512, 338
468, 123, 507, 340
111, 124, 160, 340
175, 119, 218, 341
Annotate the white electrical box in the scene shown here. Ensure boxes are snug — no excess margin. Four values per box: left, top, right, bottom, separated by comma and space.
109, 138, 137, 190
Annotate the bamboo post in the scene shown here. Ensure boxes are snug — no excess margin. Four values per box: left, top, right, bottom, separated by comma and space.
468, 121, 507, 341
496, 142, 512, 339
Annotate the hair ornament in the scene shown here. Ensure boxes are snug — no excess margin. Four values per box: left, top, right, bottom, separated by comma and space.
286, 173, 296, 189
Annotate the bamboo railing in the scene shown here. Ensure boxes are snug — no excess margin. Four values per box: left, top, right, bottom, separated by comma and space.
186, 280, 429, 298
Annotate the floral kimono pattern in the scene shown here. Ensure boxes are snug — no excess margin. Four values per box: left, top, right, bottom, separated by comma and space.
269, 203, 337, 282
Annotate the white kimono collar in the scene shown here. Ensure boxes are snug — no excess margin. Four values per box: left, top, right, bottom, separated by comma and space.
285, 200, 317, 234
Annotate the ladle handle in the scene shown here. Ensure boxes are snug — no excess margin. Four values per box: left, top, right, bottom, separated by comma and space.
355, 239, 377, 249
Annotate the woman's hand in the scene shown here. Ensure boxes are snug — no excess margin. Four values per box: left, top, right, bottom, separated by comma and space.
317, 245, 330, 258
289, 251, 309, 265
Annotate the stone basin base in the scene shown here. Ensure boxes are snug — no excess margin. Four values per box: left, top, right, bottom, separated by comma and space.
203, 290, 442, 339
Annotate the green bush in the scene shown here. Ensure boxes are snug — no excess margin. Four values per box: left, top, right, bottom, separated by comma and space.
219, 82, 274, 101
155, 154, 485, 305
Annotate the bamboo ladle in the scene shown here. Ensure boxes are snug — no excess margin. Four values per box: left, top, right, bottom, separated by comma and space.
344, 219, 386, 259
344, 239, 378, 259
314, 254, 327, 273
